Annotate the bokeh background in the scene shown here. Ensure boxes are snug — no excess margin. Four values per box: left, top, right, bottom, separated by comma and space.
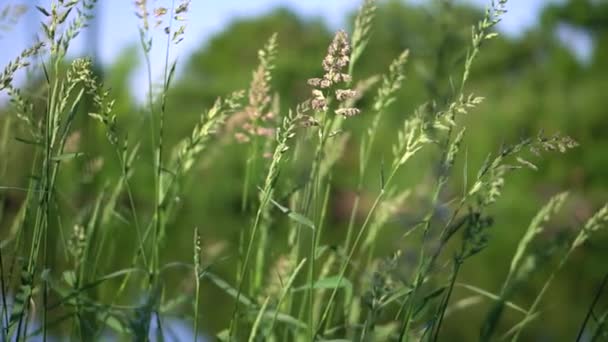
1, 0, 607, 340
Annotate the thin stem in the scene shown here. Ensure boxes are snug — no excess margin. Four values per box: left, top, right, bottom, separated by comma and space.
431, 259, 463, 342
194, 269, 201, 341
511, 254, 569, 342
397, 177, 446, 341
316, 169, 396, 336
153, 0, 176, 274
0, 247, 9, 338
576, 270, 608, 342
229, 188, 271, 337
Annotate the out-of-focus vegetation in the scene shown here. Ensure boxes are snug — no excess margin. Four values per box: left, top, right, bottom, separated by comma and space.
0, 0, 607, 341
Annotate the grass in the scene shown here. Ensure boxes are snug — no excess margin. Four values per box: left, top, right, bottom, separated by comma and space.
0, 0, 607, 341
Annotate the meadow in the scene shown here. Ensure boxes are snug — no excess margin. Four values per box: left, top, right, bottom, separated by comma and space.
0, 0, 607, 340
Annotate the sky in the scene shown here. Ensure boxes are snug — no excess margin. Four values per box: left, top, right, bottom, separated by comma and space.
1, 0, 569, 102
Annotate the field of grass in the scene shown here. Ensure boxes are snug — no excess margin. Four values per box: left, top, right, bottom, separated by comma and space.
0, 0, 607, 341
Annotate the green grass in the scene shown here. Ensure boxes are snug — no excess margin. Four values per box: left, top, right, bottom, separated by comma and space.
0, 0, 607, 341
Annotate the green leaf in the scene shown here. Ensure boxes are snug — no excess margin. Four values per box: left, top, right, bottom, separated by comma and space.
104, 315, 128, 334
216, 329, 230, 341
35, 5, 50, 16
205, 272, 255, 307
293, 276, 352, 292
14, 136, 43, 147
413, 286, 447, 318
268, 258, 307, 332
49, 268, 147, 310
63, 270, 76, 287
58, 7, 72, 24
268, 195, 315, 229
249, 296, 271, 342
378, 287, 413, 309
52, 152, 83, 161
287, 211, 315, 230
160, 293, 191, 313
456, 283, 528, 314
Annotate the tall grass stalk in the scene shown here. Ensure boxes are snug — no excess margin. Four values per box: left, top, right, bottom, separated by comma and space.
230, 109, 299, 339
